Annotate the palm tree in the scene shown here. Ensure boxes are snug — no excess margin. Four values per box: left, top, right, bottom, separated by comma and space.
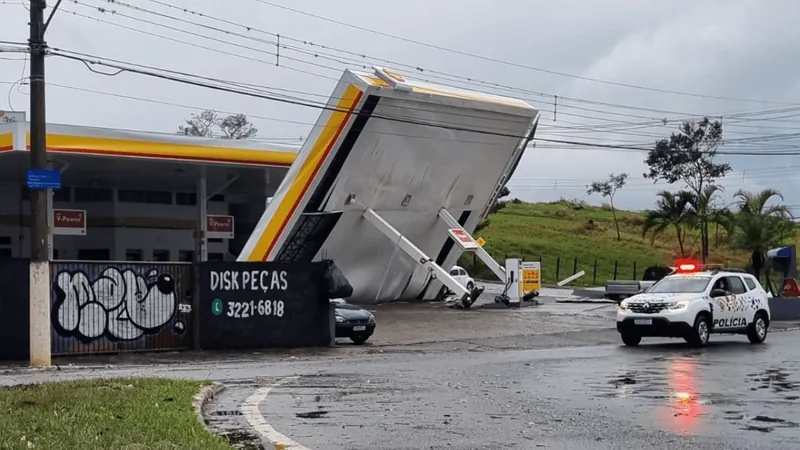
731, 188, 795, 281
684, 184, 726, 264
642, 190, 692, 256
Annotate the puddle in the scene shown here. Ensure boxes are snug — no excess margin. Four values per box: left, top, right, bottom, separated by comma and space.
734, 415, 799, 433
213, 410, 243, 416
747, 368, 799, 393
296, 410, 329, 419
751, 415, 799, 427
609, 376, 636, 386
221, 429, 263, 449
742, 425, 773, 433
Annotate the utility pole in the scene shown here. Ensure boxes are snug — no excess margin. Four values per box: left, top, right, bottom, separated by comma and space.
28, 0, 51, 367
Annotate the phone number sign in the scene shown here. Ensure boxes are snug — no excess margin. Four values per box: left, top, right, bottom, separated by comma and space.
199, 262, 332, 350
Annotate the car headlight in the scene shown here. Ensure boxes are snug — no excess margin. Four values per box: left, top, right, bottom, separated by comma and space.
667, 301, 689, 310
619, 300, 629, 312
335, 315, 346, 323
368, 314, 376, 323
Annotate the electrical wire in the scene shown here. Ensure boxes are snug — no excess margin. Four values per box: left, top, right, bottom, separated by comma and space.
89, 0, 800, 119
59, 2, 800, 145
68, 0, 800, 144
42, 50, 800, 156
249, 0, 800, 106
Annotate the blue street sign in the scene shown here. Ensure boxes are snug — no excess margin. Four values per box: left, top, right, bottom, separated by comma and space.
26, 169, 61, 190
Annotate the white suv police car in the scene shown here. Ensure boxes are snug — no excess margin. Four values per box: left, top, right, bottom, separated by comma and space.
616, 263, 770, 347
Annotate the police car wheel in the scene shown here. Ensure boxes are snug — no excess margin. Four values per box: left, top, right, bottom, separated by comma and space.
621, 333, 641, 347
747, 312, 768, 344
687, 315, 710, 347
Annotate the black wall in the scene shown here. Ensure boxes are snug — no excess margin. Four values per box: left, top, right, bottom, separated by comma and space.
0, 259, 30, 361
198, 261, 332, 350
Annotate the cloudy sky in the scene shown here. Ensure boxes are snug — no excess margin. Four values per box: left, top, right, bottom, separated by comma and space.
2, 0, 800, 211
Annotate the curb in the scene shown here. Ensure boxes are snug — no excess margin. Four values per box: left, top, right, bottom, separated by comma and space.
193, 381, 225, 428
773, 326, 800, 333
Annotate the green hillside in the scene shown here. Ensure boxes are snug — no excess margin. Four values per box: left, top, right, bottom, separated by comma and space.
459, 199, 751, 286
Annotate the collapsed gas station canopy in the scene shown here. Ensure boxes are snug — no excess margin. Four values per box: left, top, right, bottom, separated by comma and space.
239, 67, 540, 304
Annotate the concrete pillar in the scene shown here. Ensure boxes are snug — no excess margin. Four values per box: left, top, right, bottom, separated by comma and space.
29, 260, 50, 367
196, 166, 208, 263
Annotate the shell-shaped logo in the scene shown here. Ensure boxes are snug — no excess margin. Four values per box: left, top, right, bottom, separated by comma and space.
383, 69, 405, 82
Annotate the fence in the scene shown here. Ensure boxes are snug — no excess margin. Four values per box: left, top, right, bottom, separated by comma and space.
0, 259, 30, 361
50, 260, 194, 356
460, 253, 669, 286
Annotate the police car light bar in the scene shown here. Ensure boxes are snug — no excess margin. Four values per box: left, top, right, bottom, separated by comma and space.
675, 261, 723, 273
676, 260, 699, 272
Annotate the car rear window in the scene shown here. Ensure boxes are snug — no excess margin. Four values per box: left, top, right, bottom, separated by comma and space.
744, 278, 757, 290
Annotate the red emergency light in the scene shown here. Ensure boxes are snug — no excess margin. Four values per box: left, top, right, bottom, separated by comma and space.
676, 260, 700, 273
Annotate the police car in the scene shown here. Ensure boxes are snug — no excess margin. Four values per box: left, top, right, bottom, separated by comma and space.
616, 262, 770, 347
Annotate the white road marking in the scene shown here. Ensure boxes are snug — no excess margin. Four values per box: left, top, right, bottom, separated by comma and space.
241, 376, 312, 450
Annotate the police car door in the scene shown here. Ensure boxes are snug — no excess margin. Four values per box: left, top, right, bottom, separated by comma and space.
710, 276, 734, 329
718, 275, 750, 329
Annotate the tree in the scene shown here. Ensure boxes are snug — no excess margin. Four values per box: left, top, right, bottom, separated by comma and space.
586, 173, 628, 240
642, 190, 693, 256
178, 110, 257, 139
644, 118, 731, 261
731, 188, 794, 281
683, 184, 728, 264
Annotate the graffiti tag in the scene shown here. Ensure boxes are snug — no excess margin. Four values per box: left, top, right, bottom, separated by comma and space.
52, 267, 186, 342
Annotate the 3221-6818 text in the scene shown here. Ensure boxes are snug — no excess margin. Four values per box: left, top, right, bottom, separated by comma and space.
227, 300, 285, 318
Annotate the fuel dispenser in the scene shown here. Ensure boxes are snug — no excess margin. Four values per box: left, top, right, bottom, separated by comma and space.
766, 245, 799, 297
493, 258, 541, 306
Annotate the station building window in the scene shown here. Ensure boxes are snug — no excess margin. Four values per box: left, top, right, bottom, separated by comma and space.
78, 249, 110, 261
118, 189, 173, 204
175, 192, 197, 206
126, 249, 143, 261
178, 250, 194, 262
153, 249, 170, 261
22, 186, 72, 202
74, 187, 113, 202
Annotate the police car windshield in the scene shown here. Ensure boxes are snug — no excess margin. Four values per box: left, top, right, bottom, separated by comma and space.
648, 276, 711, 293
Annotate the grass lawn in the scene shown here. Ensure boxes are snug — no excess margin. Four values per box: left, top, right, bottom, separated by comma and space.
460, 199, 752, 286
0, 378, 232, 450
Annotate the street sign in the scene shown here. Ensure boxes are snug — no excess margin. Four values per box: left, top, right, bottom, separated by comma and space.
26, 169, 61, 190
447, 228, 479, 250
476, 237, 486, 247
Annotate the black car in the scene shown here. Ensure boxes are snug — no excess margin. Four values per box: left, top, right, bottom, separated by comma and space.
332, 298, 376, 344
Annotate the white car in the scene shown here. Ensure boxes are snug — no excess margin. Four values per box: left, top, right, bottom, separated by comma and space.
616, 265, 770, 347
449, 265, 475, 290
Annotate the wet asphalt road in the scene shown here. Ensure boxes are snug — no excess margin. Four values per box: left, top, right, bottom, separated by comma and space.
205, 330, 800, 450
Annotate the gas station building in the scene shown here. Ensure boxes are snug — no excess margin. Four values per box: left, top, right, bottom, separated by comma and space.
0, 120, 300, 262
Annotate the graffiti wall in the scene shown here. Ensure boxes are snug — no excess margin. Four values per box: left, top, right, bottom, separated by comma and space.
50, 261, 193, 355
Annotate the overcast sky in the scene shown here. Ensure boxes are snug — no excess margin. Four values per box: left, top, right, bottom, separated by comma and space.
2, 0, 800, 211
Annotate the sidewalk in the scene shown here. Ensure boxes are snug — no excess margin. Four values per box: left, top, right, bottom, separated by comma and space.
772, 320, 800, 332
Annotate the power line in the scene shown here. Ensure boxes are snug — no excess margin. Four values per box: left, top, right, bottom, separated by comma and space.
61, 2, 800, 143
249, 0, 800, 106
97, 0, 800, 119
42, 50, 800, 157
